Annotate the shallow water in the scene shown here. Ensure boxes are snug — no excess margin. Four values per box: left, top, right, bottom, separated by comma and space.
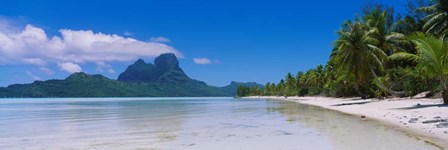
0, 97, 440, 150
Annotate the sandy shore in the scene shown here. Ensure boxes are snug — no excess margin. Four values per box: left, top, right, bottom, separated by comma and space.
246, 96, 448, 148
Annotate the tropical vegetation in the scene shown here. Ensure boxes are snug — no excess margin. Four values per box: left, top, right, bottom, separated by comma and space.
238, 0, 448, 104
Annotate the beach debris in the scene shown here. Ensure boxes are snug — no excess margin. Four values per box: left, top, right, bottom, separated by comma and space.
408, 118, 419, 123
436, 123, 448, 128
226, 134, 236, 137
422, 119, 447, 124
413, 91, 430, 99
273, 130, 293, 135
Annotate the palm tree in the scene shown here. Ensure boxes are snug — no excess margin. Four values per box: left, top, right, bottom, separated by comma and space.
364, 7, 408, 56
264, 82, 271, 96
419, 0, 448, 37
315, 65, 325, 86
364, 7, 393, 54
277, 79, 286, 96
285, 73, 296, 96
331, 20, 388, 96
390, 32, 448, 104
295, 71, 305, 96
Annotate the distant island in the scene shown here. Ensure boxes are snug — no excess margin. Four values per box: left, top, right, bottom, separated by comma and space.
0, 53, 262, 97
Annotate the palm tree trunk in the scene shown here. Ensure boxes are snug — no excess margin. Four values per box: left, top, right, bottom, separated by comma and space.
441, 77, 448, 105
442, 88, 448, 105
354, 84, 367, 99
368, 65, 408, 97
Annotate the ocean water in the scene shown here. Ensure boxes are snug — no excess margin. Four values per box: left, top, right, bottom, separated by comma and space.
0, 97, 440, 150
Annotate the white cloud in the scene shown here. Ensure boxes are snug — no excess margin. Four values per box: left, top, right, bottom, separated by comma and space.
22, 58, 47, 66
95, 61, 116, 74
26, 71, 41, 81
124, 31, 133, 36
58, 62, 82, 73
193, 58, 213, 65
0, 21, 182, 70
150, 36, 171, 43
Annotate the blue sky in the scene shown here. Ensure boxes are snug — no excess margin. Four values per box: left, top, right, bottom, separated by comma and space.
0, 0, 408, 87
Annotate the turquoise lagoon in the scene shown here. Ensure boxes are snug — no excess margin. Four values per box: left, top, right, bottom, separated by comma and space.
0, 97, 439, 150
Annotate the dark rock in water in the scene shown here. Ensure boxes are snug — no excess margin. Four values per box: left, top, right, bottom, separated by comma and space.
408, 118, 419, 123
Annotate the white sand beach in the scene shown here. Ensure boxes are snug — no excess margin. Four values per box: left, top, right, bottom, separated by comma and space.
246, 96, 448, 148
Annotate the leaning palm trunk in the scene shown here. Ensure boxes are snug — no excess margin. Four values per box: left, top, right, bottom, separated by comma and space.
442, 89, 448, 104
369, 65, 406, 98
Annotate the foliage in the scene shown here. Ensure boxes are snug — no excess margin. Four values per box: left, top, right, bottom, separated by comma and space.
418, 0, 448, 37
238, 0, 448, 104
331, 20, 387, 97
390, 32, 448, 103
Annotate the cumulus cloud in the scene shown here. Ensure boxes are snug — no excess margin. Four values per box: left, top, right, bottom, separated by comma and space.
95, 61, 116, 74
58, 62, 82, 73
193, 58, 213, 65
0, 21, 182, 73
150, 36, 171, 43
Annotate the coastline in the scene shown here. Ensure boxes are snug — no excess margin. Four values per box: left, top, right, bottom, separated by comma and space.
245, 96, 448, 149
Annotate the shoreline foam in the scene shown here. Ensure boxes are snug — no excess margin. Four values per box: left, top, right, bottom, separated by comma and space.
245, 96, 448, 149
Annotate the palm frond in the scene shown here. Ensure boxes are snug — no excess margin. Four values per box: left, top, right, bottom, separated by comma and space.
389, 52, 420, 63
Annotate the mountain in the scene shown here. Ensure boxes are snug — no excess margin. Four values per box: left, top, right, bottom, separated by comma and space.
221, 81, 264, 95
117, 53, 191, 84
0, 53, 262, 98
0, 73, 160, 97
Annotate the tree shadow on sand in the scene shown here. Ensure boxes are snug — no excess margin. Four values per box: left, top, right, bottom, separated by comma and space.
394, 104, 448, 110
331, 101, 372, 106
340, 98, 365, 101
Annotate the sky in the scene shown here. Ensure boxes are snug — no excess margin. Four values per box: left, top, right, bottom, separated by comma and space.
0, 0, 408, 87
